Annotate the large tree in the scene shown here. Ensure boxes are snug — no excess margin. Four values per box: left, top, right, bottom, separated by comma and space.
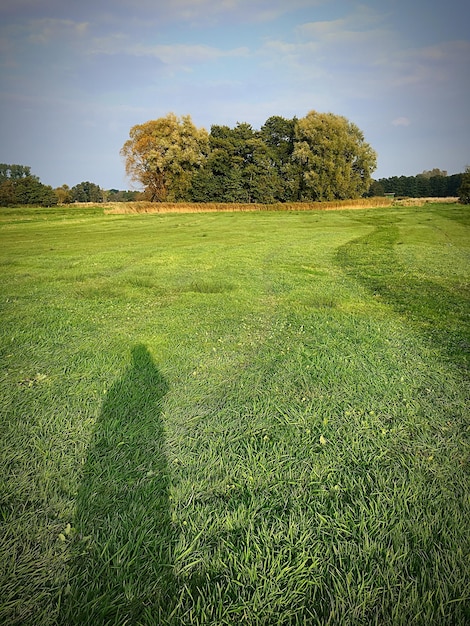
191, 123, 279, 203
71, 181, 103, 203
260, 116, 301, 201
292, 111, 377, 201
0, 164, 57, 206
121, 113, 209, 201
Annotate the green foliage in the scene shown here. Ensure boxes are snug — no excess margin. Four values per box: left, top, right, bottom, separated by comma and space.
121, 113, 209, 202
105, 188, 142, 202
54, 184, 72, 204
458, 166, 470, 204
367, 180, 385, 196
0, 163, 34, 180
71, 181, 103, 203
293, 111, 377, 201
191, 123, 280, 203
0, 164, 57, 206
123, 111, 377, 203
375, 172, 464, 198
260, 116, 301, 201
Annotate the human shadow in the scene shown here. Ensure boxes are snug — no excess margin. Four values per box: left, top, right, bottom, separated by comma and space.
61, 345, 174, 625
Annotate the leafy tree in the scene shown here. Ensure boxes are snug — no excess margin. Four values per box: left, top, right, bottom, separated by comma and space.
458, 166, 470, 204
191, 122, 281, 203
260, 116, 300, 201
0, 179, 18, 205
445, 173, 463, 196
0, 164, 57, 206
367, 180, 385, 197
429, 175, 448, 197
17, 177, 57, 205
292, 111, 377, 200
121, 113, 209, 201
416, 174, 432, 197
122, 111, 378, 203
55, 184, 72, 204
0, 164, 33, 180
106, 189, 142, 202
71, 181, 103, 203
378, 171, 464, 198
419, 168, 447, 179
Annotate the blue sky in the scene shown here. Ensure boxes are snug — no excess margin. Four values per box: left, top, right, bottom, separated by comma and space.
1, 0, 469, 190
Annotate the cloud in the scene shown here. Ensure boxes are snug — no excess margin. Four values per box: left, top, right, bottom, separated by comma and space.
392, 117, 411, 127
390, 39, 470, 88
90, 36, 249, 70
113, 0, 325, 23
27, 18, 89, 44
260, 1, 470, 108
260, 5, 396, 82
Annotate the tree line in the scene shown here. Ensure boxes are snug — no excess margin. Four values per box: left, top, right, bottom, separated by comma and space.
0, 165, 140, 206
121, 111, 378, 203
369, 169, 464, 198
0, 164, 58, 207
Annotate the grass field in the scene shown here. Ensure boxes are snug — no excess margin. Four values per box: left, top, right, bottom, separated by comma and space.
0, 203, 469, 625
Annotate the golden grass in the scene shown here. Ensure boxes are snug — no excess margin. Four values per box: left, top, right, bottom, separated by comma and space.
103, 197, 393, 214
393, 197, 459, 206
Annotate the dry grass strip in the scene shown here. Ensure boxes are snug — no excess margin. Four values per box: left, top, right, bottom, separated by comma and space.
103, 197, 394, 214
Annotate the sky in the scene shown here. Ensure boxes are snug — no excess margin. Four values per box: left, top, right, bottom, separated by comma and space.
0, 0, 469, 190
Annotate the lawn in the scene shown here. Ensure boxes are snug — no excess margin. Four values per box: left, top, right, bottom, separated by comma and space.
0, 203, 469, 625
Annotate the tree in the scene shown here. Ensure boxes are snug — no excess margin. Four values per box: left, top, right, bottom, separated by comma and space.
446, 173, 463, 197
191, 122, 281, 203
458, 166, 470, 204
106, 189, 142, 202
378, 171, 464, 198
15, 177, 57, 206
292, 111, 377, 201
419, 168, 447, 179
0, 164, 33, 180
71, 181, 103, 203
0, 179, 17, 205
0, 164, 57, 206
260, 116, 300, 201
55, 184, 72, 204
121, 113, 209, 201
367, 180, 385, 197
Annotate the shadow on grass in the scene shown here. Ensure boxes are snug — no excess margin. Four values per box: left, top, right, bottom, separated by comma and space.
336, 220, 469, 370
62, 344, 174, 625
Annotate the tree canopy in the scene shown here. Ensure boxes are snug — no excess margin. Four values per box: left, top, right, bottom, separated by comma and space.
0, 164, 57, 206
371, 172, 464, 198
70, 181, 103, 203
120, 113, 209, 202
292, 112, 377, 201
121, 111, 378, 203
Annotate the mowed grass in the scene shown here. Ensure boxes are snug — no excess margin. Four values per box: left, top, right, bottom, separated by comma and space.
0, 203, 469, 625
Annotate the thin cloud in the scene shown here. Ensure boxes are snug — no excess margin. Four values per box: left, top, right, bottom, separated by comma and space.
90, 36, 249, 69
382, 39, 470, 89
112, 0, 326, 23
392, 117, 411, 127
27, 19, 89, 44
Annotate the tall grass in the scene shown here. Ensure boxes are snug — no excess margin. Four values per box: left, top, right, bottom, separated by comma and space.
0, 203, 468, 625
103, 197, 392, 214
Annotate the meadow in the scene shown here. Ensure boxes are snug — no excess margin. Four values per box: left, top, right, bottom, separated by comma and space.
0, 202, 469, 625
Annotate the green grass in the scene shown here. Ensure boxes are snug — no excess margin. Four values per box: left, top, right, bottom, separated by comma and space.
0, 203, 469, 625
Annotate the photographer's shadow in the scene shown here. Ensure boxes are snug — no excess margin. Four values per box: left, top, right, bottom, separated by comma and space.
63, 344, 174, 625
